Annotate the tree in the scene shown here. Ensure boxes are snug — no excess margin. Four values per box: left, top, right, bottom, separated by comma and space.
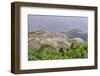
59, 48, 64, 56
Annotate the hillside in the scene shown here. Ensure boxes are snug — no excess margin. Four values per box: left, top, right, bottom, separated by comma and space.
28, 31, 88, 60
28, 32, 71, 52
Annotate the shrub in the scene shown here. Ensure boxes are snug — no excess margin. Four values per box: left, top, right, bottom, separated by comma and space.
28, 43, 88, 60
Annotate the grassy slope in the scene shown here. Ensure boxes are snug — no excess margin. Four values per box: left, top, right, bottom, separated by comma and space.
28, 43, 88, 61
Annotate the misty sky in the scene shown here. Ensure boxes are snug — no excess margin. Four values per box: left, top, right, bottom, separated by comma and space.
28, 15, 88, 33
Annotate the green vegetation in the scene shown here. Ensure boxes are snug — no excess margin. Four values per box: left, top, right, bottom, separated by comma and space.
28, 43, 88, 61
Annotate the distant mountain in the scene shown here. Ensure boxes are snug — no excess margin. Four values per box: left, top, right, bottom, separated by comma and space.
67, 28, 88, 41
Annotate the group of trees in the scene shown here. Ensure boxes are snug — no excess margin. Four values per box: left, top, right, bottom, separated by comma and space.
28, 42, 88, 61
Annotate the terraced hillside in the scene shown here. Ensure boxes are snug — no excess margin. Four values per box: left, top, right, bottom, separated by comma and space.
28, 32, 71, 52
